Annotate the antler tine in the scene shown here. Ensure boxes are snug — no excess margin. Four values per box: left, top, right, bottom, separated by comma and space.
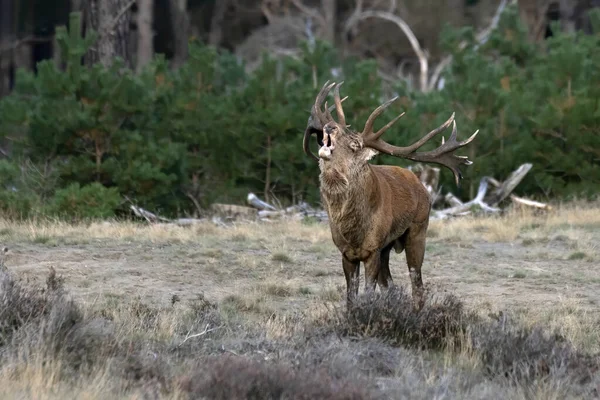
374, 111, 406, 138
325, 97, 349, 121
397, 113, 455, 154
361, 96, 403, 139
333, 82, 346, 126
324, 101, 332, 120
303, 81, 349, 162
407, 120, 479, 185
312, 81, 337, 126
362, 111, 478, 186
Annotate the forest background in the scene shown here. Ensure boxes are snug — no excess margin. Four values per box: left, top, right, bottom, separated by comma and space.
0, 0, 598, 219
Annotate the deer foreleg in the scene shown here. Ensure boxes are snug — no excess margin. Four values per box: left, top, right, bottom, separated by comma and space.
342, 256, 360, 309
364, 252, 381, 294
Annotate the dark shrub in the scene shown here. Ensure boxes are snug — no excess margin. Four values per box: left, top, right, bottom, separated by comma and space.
0, 267, 77, 346
179, 354, 377, 400
46, 182, 121, 220
339, 285, 473, 349
471, 315, 599, 385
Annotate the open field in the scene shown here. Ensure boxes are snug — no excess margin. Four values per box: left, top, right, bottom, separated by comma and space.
0, 202, 599, 399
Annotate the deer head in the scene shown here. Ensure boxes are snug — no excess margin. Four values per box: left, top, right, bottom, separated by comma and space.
303, 81, 479, 186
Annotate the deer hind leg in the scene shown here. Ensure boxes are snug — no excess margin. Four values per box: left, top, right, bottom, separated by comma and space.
342, 256, 360, 309
405, 222, 428, 310
379, 232, 408, 290
378, 242, 394, 290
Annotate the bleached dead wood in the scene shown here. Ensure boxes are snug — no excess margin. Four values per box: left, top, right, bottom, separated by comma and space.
258, 210, 284, 219
431, 177, 501, 220
247, 192, 329, 222
212, 203, 258, 219
130, 160, 539, 226
429, 0, 509, 91
129, 204, 170, 223
178, 324, 223, 347
168, 218, 208, 226
510, 194, 552, 210
247, 192, 277, 211
344, 8, 429, 91
410, 164, 442, 205
129, 204, 207, 226
444, 192, 463, 207
431, 162, 539, 218
484, 163, 533, 206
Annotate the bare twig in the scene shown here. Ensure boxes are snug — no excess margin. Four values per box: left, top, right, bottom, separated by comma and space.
346, 9, 429, 91
428, 57, 453, 92
185, 191, 203, 217
220, 345, 240, 356
387, 0, 397, 13
179, 324, 223, 347
290, 0, 326, 26
427, 0, 508, 91
345, 0, 364, 33
0, 36, 53, 55
107, 0, 136, 33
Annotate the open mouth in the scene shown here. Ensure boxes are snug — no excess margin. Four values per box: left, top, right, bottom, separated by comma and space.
318, 133, 334, 160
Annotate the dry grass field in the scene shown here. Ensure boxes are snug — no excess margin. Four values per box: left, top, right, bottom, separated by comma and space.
0, 202, 599, 399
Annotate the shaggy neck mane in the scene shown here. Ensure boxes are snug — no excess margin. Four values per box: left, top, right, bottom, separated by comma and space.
319, 163, 378, 245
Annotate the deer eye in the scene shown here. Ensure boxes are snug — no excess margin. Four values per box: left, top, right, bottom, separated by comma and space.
349, 141, 361, 152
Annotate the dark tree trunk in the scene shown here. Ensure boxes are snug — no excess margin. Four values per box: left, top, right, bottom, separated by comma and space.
209, 0, 228, 47
85, 0, 133, 67
518, 0, 550, 42
0, 0, 15, 97
560, 0, 578, 32
571, 0, 600, 34
321, 0, 337, 44
169, 0, 189, 68
136, 0, 154, 72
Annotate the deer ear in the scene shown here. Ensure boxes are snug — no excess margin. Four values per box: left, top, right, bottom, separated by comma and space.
362, 148, 378, 161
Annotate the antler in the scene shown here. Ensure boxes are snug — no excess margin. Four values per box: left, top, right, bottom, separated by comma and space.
361, 97, 479, 185
303, 81, 348, 161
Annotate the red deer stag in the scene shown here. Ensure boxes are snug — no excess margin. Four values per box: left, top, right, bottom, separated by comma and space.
303, 81, 478, 309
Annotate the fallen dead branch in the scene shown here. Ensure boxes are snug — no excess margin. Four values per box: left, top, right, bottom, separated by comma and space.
247, 192, 277, 211
431, 177, 501, 220
510, 194, 552, 210
129, 204, 170, 223
409, 164, 442, 206
429, 162, 550, 220
484, 163, 533, 206
129, 204, 207, 226
178, 324, 223, 347
128, 163, 547, 225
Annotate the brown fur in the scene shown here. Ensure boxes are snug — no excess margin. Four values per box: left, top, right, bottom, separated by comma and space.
318, 128, 430, 309
304, 81, 477, 310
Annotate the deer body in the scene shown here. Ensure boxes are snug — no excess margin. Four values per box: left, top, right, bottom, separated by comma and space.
303, 81, 478, 309
320, 162, 431, 307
